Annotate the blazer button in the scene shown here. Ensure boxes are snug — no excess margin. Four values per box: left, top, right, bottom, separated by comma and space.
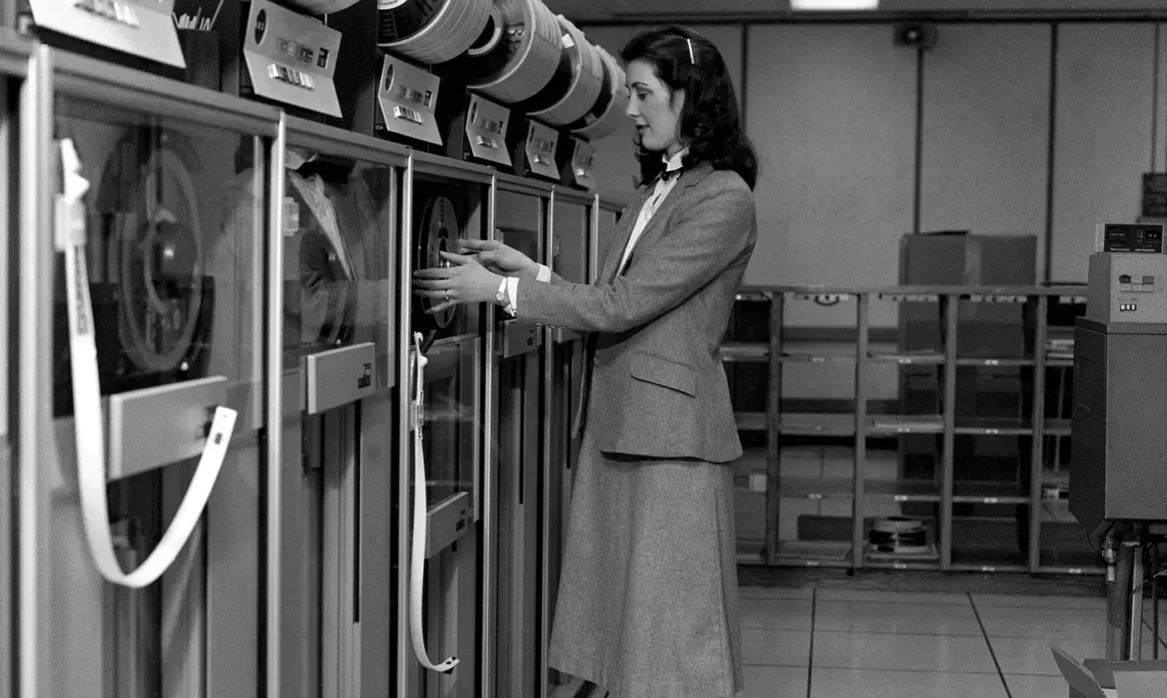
592, 356, 599, 366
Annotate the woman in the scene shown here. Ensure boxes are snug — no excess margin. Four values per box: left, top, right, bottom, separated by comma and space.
414, 26, 758, 698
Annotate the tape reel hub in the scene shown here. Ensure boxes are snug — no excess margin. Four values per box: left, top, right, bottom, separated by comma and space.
119, 146, 205, 374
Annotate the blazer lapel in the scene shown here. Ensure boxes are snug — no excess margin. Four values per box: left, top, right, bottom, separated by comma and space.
598, 187, 650, 284
612, 164, 713, 277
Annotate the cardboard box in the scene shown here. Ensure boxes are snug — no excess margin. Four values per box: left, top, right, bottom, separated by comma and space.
1051, 645, 1167, 698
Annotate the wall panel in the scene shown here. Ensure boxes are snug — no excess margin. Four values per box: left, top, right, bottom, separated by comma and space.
1050, 23, 1158, 282
919, 24, 1051, 276
576, 24, 745, 208
744, 24, 917, 328
1156, 22, 1166, 172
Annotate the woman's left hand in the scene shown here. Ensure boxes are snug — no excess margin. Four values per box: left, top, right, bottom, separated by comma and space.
412, 251, 502, 315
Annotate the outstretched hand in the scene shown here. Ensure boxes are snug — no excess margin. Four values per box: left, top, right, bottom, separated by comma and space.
412, 251, 502, 315
456, 238, 539, 279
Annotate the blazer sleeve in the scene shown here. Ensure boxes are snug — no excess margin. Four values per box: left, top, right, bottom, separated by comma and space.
514, 181, 755, 333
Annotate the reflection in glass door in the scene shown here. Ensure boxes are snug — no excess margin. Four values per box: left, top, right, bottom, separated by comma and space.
492, 185, 545, 698
0, 40, 21, 698
45, 83, 269, 698
544, 191, 591, 695
275, 131, 399, 698
403, 166, 487, 698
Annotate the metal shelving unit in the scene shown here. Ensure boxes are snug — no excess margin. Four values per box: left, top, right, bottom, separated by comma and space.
724, 284, 1098, 576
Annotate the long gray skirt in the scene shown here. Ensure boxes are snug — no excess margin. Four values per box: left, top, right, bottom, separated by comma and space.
547, 429, 744, 698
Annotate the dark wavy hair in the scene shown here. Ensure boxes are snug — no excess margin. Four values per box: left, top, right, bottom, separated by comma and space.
620, 26, 758, 190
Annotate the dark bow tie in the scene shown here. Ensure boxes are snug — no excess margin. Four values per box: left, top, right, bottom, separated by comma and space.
661, 167, 683, 182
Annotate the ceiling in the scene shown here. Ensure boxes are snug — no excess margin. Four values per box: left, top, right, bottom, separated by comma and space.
542, 0, 1167, 23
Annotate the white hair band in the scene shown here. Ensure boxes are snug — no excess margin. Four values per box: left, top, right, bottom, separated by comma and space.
686, 38, 695, 64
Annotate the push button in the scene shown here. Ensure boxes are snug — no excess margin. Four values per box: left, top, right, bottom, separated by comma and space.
394, 105, 424, 125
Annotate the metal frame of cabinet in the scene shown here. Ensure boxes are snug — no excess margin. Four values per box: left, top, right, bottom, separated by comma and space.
723, 283, 1100, 576
0, 27, 31, 698
7, 34, 618, 698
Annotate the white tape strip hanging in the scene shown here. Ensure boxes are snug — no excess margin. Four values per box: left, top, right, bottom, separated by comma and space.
57, 138, 237, 590
409, 330, 459, 673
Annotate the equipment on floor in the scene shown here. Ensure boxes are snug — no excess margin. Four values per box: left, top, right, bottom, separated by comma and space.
1071, 221, 1167, 662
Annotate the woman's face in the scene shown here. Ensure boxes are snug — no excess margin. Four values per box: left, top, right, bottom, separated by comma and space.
625, 58, 685, 156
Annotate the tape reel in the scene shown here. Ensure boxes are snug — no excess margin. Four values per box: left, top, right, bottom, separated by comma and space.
415, 195, 462, 330
377, 0, 493, 66
522, 15, 603, 127
444, 0, 561, 105
284, 0, 363, 14
572, 44, 628, 140
115, 144, 207, 374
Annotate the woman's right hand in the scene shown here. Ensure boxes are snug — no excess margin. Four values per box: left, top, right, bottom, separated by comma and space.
455, 238, 539, 279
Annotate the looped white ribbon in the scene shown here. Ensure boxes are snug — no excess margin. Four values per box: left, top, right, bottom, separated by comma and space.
58, 138, 237, 589
409, 330, 459, 673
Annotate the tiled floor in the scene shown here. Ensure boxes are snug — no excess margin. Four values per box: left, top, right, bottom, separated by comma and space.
737, 586, 1167, 697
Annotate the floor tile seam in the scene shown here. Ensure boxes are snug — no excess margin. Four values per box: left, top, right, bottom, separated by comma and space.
805, 662, 1003, 675
969, 591, 1014, 698
809, 627, 988, 638
982, 633, 1115, 642
807, 629, 1011, 640
810, 598, 973, 607
740, 661, 815, 669
807, 666, 1022, 677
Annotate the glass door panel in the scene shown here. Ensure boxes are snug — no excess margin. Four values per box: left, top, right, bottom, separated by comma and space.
276, 133, 400, 698
47, 88, 269, 698
403, 164, 487, 698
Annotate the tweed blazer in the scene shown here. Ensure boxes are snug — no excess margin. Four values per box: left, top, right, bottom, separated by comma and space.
515, 163, 757, 463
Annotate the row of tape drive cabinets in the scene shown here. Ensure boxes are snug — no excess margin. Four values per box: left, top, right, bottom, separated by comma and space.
0, 5, 624, 696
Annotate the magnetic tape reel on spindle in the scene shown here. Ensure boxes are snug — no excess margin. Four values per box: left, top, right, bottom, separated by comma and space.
413, 195, 463, 332
283, 0, 364, 13
441, 0, 561, 104
517, 15, 604, 127
571, 44, 628, 140
377, 0, 493, 65
53, 130, 214, 415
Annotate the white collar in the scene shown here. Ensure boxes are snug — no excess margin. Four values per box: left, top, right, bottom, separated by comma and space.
663, 147, 688, 172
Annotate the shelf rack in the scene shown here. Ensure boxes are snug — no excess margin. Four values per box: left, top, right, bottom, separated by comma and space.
723, 284, 1097, 576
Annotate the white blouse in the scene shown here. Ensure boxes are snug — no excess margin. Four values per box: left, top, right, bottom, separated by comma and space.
616, 148, 688, 277
503, 148, 688, 317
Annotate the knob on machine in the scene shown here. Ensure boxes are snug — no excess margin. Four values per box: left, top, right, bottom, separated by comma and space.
377, 0, 494, 66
